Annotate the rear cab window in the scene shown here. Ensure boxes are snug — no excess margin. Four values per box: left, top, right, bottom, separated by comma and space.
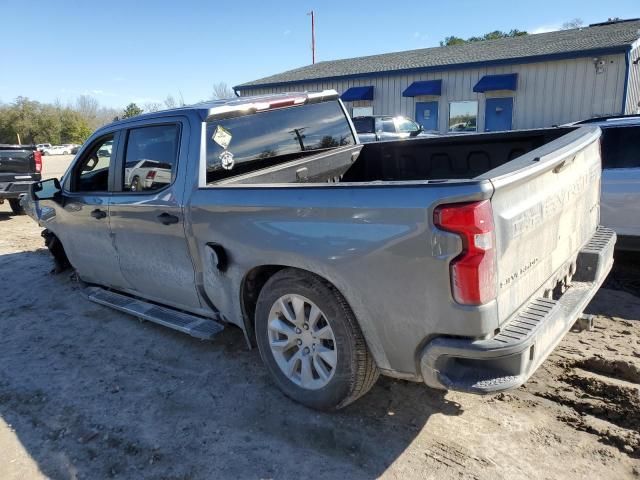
352, 117, 374, 134
205, 101, 355, 183
600, 126, 640, 169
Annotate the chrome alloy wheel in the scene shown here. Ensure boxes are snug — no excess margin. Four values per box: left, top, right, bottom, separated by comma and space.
267, 294, 337, 390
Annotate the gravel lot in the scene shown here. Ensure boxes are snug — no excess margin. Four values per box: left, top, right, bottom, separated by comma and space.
0, 154, 639, 479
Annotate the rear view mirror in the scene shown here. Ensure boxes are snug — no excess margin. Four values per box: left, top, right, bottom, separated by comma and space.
31, 178, 61, 201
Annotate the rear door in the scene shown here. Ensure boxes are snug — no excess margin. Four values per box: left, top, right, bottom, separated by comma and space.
108, 118, 202, 311
599, 125, 640, 237
486, 127, 602, 325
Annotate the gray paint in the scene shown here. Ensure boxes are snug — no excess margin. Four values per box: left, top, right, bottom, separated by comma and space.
28, 96, 605, 381
239, 55, 628, 132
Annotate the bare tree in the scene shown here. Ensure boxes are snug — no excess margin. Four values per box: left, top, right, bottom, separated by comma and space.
164, 93, 186, 109
144, 102, 163, 113
76, 95, 99, 120
562, 18, 584, 30
164, 94, 177, 109
211, 82, 235, 100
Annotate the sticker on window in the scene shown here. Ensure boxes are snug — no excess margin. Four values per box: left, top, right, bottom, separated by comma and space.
212, 125, 232, 149
219, 150, 234, 170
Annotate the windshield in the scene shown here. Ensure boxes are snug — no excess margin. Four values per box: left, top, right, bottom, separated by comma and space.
394, 117, 419, 133
206, 100, 355, 183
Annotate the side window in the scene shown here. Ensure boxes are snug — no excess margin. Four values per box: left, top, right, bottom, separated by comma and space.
352, 117, 374, 134
123, 124, 179, 192
380, 118, 396, 133
601, 127, 640, 169
72, 135, 114, 192
394, 117, 420, 133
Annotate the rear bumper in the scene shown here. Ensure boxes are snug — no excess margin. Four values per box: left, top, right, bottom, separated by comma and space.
420, 226, 616, 394
0, 180, 37, 199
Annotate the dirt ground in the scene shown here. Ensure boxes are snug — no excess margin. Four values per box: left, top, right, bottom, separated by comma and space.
0, 155, 639, 479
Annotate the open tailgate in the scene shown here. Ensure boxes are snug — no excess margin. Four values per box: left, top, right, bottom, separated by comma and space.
486, 127, 602, 326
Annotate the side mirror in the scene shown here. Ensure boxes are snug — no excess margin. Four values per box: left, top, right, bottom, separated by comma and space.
31, 178, 62, 201
409, 124, 423, 137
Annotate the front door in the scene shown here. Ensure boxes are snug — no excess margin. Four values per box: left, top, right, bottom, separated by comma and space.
485, 97, 513, 132
56, 132, 130, 289
108, 120, 202, 312
415, 101, 439, 132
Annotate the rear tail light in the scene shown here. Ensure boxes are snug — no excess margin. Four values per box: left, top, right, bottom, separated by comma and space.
434, 200, 497, 305
146, 171, 157, 180
34, 150, 42, 173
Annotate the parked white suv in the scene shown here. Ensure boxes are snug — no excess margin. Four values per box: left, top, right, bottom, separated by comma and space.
43, 145, 72, 155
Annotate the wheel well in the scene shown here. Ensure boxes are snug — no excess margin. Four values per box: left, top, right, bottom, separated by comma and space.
241, 265, 286, 343
42, 229, 72, 273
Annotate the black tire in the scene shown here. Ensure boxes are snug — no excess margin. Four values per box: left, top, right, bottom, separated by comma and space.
255, 268, 379, 411
8, 198, 25, 215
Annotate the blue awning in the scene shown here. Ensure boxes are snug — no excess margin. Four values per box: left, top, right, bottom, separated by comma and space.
473, 73, 518, 92
402, 80, 442, 97
340, 86, 374, 102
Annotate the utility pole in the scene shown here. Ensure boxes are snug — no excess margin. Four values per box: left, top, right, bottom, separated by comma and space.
307, 10, 315, 64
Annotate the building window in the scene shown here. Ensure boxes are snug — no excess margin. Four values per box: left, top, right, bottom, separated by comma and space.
448, 101, 478, 132
352, 106, 373, 117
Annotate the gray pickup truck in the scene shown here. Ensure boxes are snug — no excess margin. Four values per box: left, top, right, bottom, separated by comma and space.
0, 144, 42, 214
26, 91, 615, 410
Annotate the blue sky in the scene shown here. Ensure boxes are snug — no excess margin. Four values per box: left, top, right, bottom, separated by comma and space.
2, 0, 638, 108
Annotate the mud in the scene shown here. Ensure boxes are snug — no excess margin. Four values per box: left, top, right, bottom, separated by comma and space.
1, 195, 639, 479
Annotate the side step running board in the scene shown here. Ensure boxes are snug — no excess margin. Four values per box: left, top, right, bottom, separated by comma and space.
86, 287, 224, 340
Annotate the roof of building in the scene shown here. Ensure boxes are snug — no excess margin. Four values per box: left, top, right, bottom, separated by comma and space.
236, 19, 640, 90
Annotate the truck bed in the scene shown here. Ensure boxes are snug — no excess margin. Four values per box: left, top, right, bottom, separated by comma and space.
216, 127, 573, 185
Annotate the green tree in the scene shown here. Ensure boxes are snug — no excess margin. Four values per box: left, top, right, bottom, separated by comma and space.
60, 109, 92, 143
121, 103, 143, 119
440, 29, 528, 46
440, 36, 466, 46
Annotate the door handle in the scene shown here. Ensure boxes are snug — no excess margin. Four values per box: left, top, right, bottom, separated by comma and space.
157, 212, 179, 225
90, 208, 107, 219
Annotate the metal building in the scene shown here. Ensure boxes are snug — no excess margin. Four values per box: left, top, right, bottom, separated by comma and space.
235, 19, 640, 133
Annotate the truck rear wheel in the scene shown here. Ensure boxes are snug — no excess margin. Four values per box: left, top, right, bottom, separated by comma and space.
9, 199, 25, 215
255, 268, 378, 410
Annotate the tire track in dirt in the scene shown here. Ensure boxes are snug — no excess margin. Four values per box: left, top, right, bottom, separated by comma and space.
517, 286, 640, 459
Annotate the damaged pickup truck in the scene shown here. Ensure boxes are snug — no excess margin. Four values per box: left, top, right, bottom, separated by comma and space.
26, 90, 615, 410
